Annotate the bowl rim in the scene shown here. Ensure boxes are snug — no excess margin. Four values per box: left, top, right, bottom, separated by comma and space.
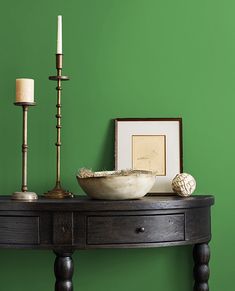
77, 170, 156, 179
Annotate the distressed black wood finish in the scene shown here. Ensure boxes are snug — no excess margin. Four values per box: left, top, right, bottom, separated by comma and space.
0, 195, 214, 291
193, 243, 210, 291
87, 214, 185, 245
54, 251, 74, 291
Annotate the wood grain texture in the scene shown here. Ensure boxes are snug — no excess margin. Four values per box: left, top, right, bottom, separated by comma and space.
0, 216, 39, 244
87, 214, 184, 245
185, 208, 211, 241
0, 195, 214, 211
53, 212, 73, 245
0, 196, 214, 249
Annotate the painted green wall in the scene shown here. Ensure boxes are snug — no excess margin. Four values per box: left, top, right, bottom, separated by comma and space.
0, 0, 232, 290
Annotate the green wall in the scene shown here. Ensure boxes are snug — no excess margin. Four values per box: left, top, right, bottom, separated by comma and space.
0, 0, 232, 290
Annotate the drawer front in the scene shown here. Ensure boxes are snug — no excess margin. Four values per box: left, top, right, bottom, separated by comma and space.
87, 214, 185, 245
0, 216, 39, 245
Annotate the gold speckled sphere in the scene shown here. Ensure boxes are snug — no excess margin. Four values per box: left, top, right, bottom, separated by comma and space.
172, 173, 196, 197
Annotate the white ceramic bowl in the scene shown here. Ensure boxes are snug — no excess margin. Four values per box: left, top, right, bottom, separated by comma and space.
77, 170, 156, 200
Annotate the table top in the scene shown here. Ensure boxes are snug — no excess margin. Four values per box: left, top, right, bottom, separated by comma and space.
0, 195, 214, 211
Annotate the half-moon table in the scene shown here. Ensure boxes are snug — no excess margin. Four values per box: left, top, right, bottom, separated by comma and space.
0, 195, 214, 291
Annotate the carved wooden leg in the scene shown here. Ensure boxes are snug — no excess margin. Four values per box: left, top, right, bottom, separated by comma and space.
54, 251, 74, 291
193, 243, 210, 291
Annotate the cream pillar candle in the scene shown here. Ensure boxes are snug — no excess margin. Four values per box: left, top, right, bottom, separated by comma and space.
57, 15, 62, 54
16, 79, 34, 103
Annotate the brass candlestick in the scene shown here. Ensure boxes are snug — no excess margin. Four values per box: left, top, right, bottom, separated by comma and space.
12, 102, 38, 201
45, 54, 73, 199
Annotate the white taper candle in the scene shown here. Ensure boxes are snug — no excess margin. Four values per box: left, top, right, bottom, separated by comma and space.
57, 15, 62, 54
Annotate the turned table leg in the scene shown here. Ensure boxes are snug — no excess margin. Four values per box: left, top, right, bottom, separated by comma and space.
54, 251, 74, 291
193, 243, 210, 291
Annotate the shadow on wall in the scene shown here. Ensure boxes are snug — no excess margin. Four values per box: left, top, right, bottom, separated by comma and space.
95, 119, 115, 171
72, 246, 193, 291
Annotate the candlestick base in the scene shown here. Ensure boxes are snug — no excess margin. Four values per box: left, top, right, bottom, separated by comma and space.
45, 183, 73, 199
11, 191, 38, 201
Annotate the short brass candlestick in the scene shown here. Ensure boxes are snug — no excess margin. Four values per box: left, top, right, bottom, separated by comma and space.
45, 54, 73, 199
12, 102, 38, 201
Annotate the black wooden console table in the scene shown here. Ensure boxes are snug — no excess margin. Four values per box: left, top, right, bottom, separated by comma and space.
0, 195, 214, 291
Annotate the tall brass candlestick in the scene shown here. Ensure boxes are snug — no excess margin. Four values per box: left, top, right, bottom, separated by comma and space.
45, 54, 72, 199
12, 102, 38, 201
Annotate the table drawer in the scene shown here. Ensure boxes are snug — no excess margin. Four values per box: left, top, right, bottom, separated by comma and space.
87, 214, 185, 245
0, 216, 39, 245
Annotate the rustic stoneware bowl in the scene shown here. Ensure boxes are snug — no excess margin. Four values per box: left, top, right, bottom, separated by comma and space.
77, 170, 156, 200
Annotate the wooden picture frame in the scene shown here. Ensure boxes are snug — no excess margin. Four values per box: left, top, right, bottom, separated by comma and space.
115, 118, 183, 194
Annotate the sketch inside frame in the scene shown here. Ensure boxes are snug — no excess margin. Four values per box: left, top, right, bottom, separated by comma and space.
132, 135, 166, 176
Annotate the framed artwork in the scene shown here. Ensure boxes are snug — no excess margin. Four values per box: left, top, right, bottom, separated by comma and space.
115, 118, 183, 193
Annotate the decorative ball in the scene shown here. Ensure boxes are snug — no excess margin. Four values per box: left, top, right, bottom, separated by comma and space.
172, 173, 196, 197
